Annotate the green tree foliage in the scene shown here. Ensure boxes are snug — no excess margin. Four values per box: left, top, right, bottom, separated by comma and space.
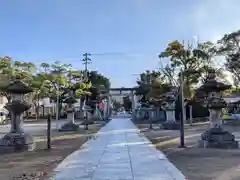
159, 40, 226, 98
217, 30, 240, 87
88, 71, 110, 89
135, 70, 169, 106
0, 56, 15, 100
0, 56, 36, 101
87, 71, 110, 103
136, 37, 232, 109
0, 57, 110, 119
159, 41, 202, 98
135, 70, 155, 102
30, 74, 52, 119
194, 42, 226, 83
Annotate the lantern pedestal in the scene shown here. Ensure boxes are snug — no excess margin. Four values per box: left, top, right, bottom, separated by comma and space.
75, 111, 84, 120
198, 127, 238, 149
198, 109, 238, 149
162, 122, 180, 130
162, 108, 179, 130
0, 132, 35, 153
59, 109, 79, 132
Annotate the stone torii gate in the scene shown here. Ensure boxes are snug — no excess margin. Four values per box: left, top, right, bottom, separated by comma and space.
109, 87, 138, 111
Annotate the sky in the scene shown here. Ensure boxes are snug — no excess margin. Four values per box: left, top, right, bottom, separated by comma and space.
1, 0, 240, 88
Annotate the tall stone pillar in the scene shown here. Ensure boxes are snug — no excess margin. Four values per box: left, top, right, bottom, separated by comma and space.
131, 91, 136, 119
107, 95, 111, 118
131, 91, 135, 111
189, 105, 193, 125
103, 99, 108, 120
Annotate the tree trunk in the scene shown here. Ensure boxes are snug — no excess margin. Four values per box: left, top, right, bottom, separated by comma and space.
42, 105, 45, 116
6, 95, 11, 102
80, 97, 84, 112
35, 95, 40, 120
6, 95, 11, 120
58, 102, 62, 119
35, 106, 39, 120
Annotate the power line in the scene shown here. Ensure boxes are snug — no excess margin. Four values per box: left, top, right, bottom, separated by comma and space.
19, 52, 160, 64
91, 52, 129, 56
91, 52, 158, 56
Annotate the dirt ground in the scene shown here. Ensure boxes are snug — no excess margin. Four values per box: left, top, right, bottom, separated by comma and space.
0, 122, 105, 180
136, 122, 240, 180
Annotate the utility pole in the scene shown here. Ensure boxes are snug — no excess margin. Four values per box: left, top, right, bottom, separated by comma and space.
82, 53, 91, 81
56, 83, 59, 128
82, 53, 91, 130
179, 68, 186, 148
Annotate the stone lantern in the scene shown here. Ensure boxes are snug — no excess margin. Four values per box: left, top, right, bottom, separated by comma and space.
147, 97, 162, 123
0, 77, 34, 153
59, 91, 79, 132
161, 87, 180, 130
198, 72, 238, 148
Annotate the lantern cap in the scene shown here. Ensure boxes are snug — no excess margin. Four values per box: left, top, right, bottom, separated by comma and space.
63, 96, 77, 104
6, 76, 32, 94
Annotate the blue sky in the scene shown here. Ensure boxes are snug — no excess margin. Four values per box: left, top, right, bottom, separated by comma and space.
1, 0, 240, 87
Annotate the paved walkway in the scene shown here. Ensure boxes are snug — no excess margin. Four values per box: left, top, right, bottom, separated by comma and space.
51, 118, 186, 180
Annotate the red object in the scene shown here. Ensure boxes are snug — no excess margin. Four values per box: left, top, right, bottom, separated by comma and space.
99, 101, 104, 110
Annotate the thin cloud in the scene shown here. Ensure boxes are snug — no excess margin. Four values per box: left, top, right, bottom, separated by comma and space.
190, 0, 240, 42
188, 0, 240, 84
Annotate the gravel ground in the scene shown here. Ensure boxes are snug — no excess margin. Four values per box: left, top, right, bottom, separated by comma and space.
0, 122, 106, 180
136, 122, 240, 180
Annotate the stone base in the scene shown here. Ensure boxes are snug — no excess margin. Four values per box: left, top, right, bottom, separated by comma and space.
75, 111, 84, 119
198, 127, 239, 149
81, 120, 94, 125
105, 117, 111, 121
162, 121, 180, 130
91, 116, 101, 121
0, 132, 35, 153
58, 122, 79, 132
